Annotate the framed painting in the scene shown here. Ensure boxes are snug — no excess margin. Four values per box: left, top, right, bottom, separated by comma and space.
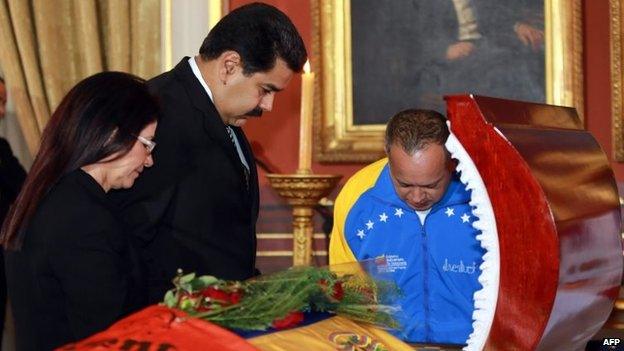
611, 0, 624, 161
312, 0, 583, 162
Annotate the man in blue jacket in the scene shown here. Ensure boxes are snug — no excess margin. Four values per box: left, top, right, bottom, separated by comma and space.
329, 109, 484, 345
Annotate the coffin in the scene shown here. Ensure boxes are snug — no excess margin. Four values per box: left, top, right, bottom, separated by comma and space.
445, 95, 623, 351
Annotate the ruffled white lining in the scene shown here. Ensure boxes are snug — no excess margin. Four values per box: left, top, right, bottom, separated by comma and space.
445, 125, 500, 351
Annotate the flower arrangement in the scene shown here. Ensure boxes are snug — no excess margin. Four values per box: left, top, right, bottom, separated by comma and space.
163, 265, 401, 331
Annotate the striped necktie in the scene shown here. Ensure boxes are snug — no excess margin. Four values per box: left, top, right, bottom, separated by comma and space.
226, 126, 250, 191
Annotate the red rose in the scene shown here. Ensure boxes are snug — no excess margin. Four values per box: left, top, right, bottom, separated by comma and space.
271, 311, 304, 330
331, 281, 344, 301
201, 287, 230, 303
197, 305, 212, 312
229, 291, 242, 305
319, 279, 344, 301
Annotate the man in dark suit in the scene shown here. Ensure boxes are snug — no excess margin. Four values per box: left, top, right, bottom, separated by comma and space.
113, 3, 306, 303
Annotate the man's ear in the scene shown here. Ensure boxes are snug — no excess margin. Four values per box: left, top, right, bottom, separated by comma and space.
218, 51, 241, 84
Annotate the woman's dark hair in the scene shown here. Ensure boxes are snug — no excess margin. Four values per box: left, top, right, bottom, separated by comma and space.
199, 2, 307, 75
1, 71, 158, 250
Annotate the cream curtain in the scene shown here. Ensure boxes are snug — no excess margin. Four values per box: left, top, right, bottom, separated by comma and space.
0, 0, 161, 156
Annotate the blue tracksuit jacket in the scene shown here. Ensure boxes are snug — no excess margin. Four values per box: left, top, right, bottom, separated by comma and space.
330, 159, 484, 344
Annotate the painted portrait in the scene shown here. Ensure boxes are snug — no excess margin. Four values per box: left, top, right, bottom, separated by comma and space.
313, 0, 582, 162
351, 0, 545, 123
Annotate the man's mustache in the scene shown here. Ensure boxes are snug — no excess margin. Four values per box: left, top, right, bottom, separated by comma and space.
245, 106, 263, 117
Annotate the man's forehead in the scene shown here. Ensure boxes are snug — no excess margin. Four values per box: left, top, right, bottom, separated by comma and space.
390, 144, 449, 174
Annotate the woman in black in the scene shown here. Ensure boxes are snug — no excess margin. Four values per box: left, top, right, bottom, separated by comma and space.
0, 72, 158, 350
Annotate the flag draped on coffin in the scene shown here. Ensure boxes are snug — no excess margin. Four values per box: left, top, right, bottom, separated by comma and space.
57, 306, 259, 351
58, 305, 413, 351
248, 314, 413, 350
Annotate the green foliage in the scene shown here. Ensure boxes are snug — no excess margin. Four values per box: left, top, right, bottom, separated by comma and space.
163, 266, 400, 331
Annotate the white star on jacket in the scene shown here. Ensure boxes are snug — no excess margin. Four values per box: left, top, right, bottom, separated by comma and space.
445, 207, 455, 217
379, 212, 388, 222
461, 213, 471, 223
356, 229, 365, 239
354, 206, 473, 242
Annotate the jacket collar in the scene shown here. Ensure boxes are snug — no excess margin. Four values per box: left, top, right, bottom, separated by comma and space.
172, 57, 219, 116
171, 57, 257, 199
72, 169, 118, 214
172, 57, 240, 163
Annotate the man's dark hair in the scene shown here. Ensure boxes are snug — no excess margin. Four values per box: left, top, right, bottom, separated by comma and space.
385, 109, 449, 154
199, 2, 307, 75
0, 76, 4, 85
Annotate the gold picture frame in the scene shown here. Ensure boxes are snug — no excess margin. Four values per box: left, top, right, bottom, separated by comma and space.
611, 0, 624, 161
312, 0, 583, 163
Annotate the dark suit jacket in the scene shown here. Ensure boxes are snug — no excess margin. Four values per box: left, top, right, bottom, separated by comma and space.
5, 170, 143, 351
112, 58, 260, 303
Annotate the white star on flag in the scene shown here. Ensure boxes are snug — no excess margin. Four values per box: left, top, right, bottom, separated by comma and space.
461, 213, 470, 223
394, 208, 404, 218
379, 212, 388, 222
445, 207, 455, 217
366, 220, 374, 230
356, 229, 365, 239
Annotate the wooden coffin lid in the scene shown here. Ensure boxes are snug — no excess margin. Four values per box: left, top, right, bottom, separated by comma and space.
445, 94, 622, 351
